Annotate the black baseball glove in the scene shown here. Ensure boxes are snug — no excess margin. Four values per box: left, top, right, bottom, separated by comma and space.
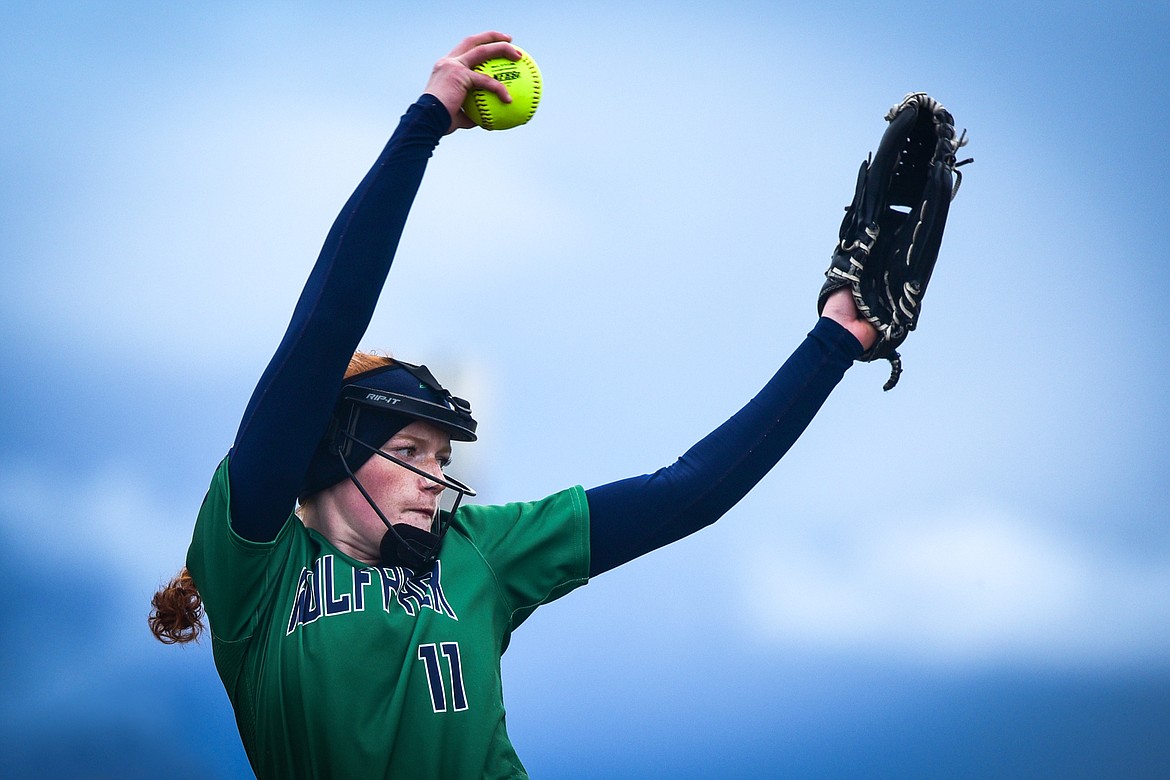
818, 92, 971, 390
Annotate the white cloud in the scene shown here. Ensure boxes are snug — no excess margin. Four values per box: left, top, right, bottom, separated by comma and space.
744, 503, 1170, 669
0, 461, 192, 587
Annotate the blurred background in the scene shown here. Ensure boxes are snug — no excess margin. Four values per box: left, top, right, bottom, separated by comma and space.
2, 1, 1168, 777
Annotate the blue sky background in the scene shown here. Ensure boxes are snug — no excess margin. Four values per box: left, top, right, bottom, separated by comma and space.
2, 1, 1169, 777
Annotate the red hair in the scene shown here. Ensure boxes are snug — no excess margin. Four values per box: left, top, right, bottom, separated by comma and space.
148, 568, 204, 644
342, 351, 396, 378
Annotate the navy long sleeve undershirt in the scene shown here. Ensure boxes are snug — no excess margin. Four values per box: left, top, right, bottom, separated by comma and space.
228, 96, 450, 542
226, 95, 862, 577
585, 318, 859, 575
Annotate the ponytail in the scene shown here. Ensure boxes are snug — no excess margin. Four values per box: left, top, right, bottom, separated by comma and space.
148, 567, 205, 644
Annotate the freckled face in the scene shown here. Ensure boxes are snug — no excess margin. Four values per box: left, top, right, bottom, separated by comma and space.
352, 420, 454, 531
316, 420, 454, 561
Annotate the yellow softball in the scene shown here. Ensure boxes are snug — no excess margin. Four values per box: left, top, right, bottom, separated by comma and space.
462, 49, 542, 131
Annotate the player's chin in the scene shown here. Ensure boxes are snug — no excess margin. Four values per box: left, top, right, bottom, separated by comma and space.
395, 509, 437, 531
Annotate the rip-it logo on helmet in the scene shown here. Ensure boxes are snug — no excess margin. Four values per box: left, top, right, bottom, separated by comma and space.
362, 393, 402, 405
302, 360, 478, 571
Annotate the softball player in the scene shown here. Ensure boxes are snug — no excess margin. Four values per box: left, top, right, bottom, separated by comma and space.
150, 31, 875, 779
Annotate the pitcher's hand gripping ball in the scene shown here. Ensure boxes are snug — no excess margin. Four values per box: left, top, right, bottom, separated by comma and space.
462, 49, 542, 130
818, 92, 972, 390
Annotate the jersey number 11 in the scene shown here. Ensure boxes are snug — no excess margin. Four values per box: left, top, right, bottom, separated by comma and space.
417, 642, 468, 713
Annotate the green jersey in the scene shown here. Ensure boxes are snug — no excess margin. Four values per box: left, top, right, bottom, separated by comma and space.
187, 456, 590, 779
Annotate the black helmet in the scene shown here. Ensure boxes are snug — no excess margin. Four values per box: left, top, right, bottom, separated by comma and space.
300, 359, 478, 571
301, 360, 476, 498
